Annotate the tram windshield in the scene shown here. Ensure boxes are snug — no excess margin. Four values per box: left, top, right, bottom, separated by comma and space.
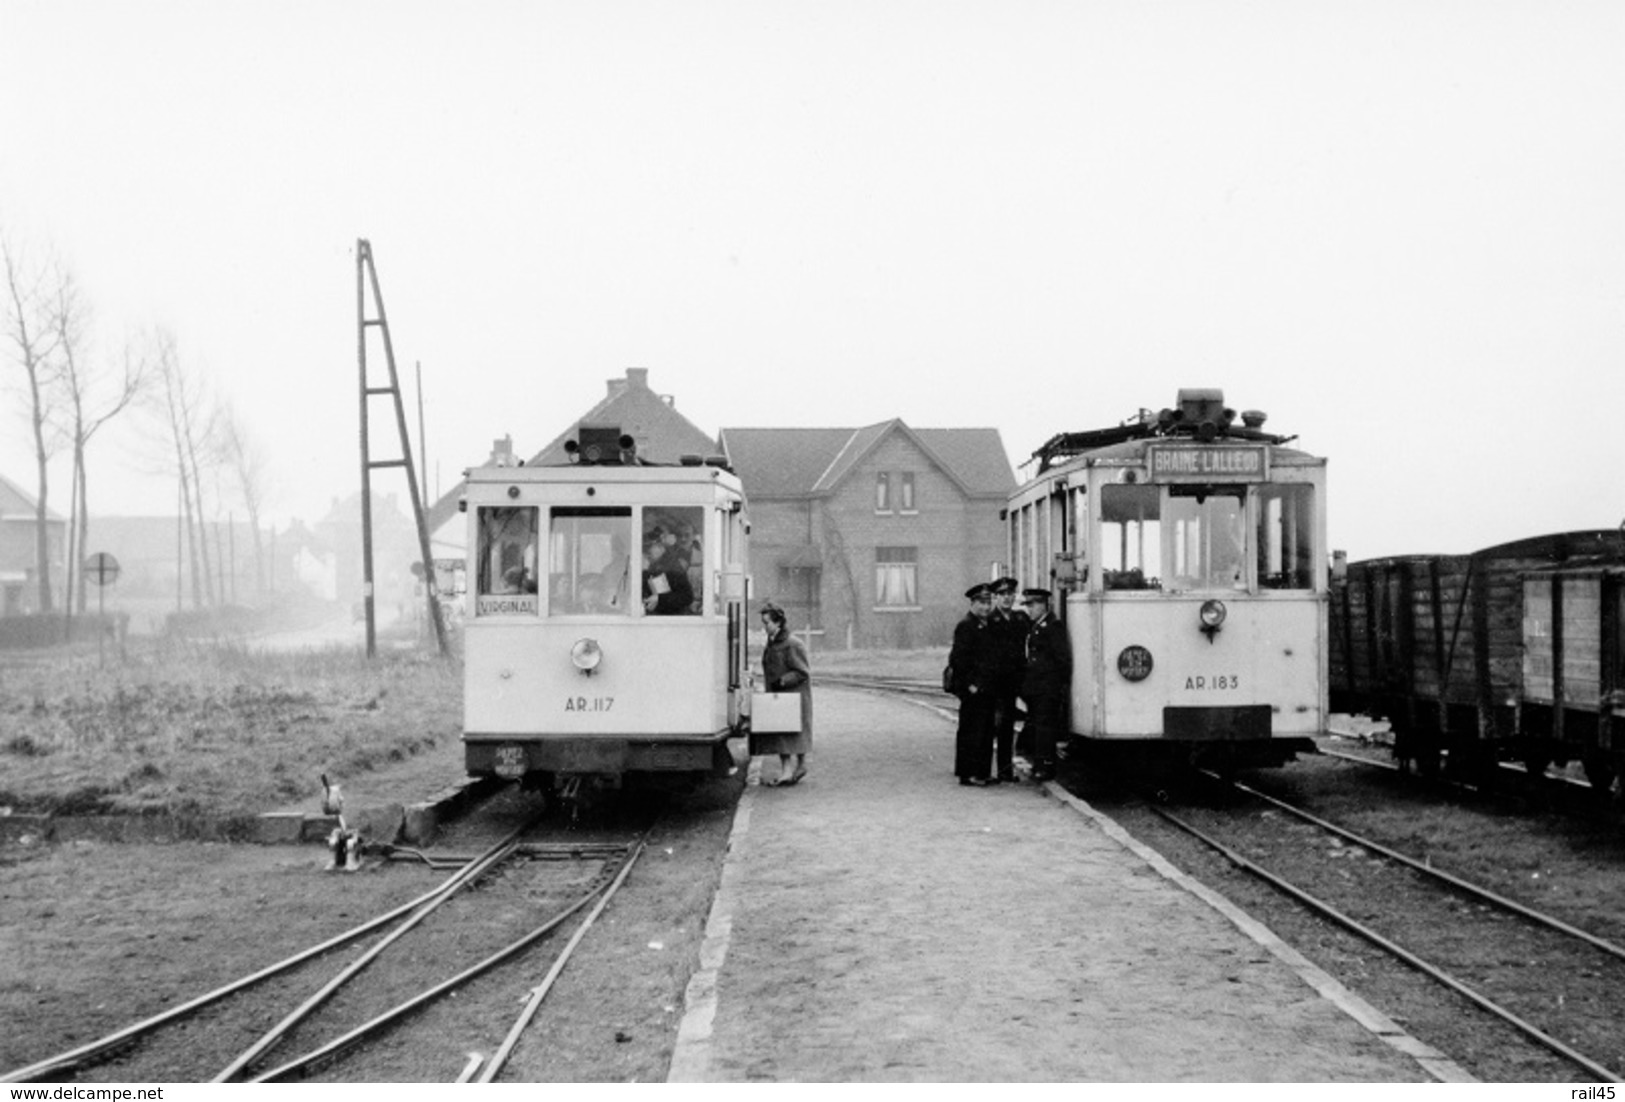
641, 507, 703, 615
548, 507, 632, 615
474, 506, 540, 615
1099, 482, 1313, 592
1257, 484, 1314, 589
1165, 487, 1247, 592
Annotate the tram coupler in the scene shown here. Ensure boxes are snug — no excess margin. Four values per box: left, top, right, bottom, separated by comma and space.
326, 822, 363, 872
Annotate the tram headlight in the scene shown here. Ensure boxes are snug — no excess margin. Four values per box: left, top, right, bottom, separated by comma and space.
571, 637, 603, 674
1198, 599, 1226, 643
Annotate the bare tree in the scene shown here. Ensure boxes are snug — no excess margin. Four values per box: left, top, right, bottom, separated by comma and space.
220, 403, 271, 601
147, 329, 221, 609
52, 275, 151, 613
2, 232, 65, 615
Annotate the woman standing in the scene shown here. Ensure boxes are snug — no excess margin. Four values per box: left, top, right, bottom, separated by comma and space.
757, 601, 812, 786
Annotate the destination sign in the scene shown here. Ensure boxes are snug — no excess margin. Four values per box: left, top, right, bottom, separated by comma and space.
476, 594, 539, 616
1148, 445, 1269, 483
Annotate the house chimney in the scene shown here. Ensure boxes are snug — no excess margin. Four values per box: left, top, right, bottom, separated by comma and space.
627, 367, 650, 388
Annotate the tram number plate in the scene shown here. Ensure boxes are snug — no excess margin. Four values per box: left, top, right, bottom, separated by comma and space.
1185, 674, 1240, 691
492, 744, 529, 779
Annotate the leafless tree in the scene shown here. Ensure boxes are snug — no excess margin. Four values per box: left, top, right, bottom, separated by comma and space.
220, 403, 270, 601
52, 276, 151, 613
148, 329, 223, 609
2, 231, 65, 615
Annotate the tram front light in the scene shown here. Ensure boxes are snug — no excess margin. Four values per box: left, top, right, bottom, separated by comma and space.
1198, 599, 1226, 643
571, 637, 603, 674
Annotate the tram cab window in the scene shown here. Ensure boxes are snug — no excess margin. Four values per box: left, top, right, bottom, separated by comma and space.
1100, 483, 1160, 590
642, 507, 703, 615
1257, 484, 1314, 589
475, 506, 539, 616
548, 507, 632, 616
1165, 486, 1247, 592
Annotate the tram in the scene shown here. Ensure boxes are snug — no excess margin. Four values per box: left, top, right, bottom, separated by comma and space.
1007, 389, 1328, 770
459, 427, 751, 797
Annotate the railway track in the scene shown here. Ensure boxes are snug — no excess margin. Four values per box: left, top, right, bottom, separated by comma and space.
831, 675, 1625, 1082
1123, 766, 1625, 1083
1, 813, 650, 1084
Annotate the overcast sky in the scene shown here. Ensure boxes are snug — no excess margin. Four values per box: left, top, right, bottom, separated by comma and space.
2, 0, 1621, 561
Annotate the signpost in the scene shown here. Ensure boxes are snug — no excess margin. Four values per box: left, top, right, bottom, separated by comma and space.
84, 552, 120, 665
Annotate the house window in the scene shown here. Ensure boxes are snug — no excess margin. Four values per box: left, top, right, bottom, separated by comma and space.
900, 472, 916, 513
875, 473, 891, 513
875, 546, 918, 609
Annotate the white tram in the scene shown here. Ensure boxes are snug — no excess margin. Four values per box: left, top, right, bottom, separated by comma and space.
460, 427, 751, 795
1007, 389, 1328, 770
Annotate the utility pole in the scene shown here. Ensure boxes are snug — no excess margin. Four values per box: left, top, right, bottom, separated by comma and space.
355, 239, 448, 658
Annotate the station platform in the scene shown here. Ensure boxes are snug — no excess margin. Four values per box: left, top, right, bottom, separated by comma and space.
669, 688, 1472, 1083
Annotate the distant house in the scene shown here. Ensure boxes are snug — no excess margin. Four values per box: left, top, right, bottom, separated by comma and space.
0, 471, 66, 616
88, 515, 294, 633
720, 421, 1016, 648
316, 491, 420, 619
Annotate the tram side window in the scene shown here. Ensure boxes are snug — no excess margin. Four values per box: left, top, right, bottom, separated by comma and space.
1100, 483, 1160, 590
642, 506, 703, 615
1257, 484, 1314, 589
548, 507, 632, 615
1165, 486, 1247, 592
475, 506, 539, 616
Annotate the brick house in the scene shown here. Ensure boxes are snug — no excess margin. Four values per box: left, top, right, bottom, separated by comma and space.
720, 421, 1016, 649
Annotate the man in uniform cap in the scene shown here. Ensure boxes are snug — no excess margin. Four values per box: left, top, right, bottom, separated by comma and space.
1020, 587, 1071, 781
947, 583, 998, 786
987, 577, 1029, 784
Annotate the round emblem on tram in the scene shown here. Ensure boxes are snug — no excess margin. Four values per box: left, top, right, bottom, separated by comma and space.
1117, 645, 1153, 682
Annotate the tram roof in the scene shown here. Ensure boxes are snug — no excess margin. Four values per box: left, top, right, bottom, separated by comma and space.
1034, 434, 1321, 472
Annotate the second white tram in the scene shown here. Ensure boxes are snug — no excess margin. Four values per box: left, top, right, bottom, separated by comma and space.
1007, 389, 1327, 770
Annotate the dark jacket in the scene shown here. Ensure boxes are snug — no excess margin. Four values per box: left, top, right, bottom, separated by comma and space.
989, 607, 1030, 691
1021, 611, 1072, 701
762, 627, 811, 695
645, 565, 695, 615
948, 613, 999, 699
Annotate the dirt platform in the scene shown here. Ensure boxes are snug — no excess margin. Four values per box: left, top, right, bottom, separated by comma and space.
670, 688, 1472, 1083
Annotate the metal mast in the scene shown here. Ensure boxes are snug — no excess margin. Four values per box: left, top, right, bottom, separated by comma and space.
355, 239, 448, 658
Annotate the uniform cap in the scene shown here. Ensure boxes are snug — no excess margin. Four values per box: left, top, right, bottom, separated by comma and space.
1022, 587, 1052, 601
965, 583, 994, 601
990, 577, 1019, 594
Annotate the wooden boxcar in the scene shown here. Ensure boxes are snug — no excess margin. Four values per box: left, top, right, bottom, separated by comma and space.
1330, 529, 1625, 799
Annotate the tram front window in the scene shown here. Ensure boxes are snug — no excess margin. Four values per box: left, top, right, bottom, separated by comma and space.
1164, 487, 1247, 592
1258, 484, 1314, 589
475, 506, 539, 616
1101, 483, 1160, 590
641, 506, 703, 615
549, 507, 632, 615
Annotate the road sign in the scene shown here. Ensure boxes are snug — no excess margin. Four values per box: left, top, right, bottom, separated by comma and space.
84, 551, 121, 587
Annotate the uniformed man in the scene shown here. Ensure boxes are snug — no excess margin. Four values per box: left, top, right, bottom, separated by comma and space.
987, 576, 1029, 783
948, 582, 999, 787
1020, 587, 1072, 781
